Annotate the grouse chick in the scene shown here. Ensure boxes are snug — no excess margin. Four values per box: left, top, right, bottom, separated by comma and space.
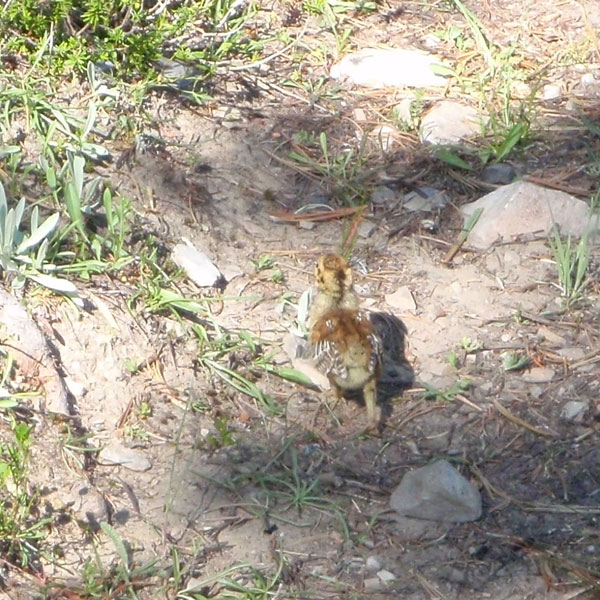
310, 308, 381, 427
308, 253, 359, 328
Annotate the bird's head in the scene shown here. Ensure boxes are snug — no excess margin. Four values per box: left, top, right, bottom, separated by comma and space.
314, 253, 353, 299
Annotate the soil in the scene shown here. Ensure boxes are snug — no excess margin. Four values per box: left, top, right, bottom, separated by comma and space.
2, 1, 600, 599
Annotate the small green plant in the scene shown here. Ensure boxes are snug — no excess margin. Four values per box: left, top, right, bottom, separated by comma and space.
423, 379, 471, 403
0, 182, 78, 295
0, 419, 50, 568
1, 0, 264, 87
205, 417, 236, 449
137, 401, 152, 419
503, 352, 531, 372
223, 444, 350, 539
124, 424, 150, 442
253, 255, 275, 271
447, 351, 461, 369
270, 269, 284, 284
549, 224, 592, 306
47, 522, 162, 598
59, 426, 97, 471
288, 131, 371, 205
460, 337, 483, 352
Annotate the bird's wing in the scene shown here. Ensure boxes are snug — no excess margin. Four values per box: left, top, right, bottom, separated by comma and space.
313, 340, 348, 379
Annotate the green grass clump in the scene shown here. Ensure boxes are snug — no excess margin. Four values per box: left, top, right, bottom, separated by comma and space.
0, 420, 50, 569
1, 0, 260, 79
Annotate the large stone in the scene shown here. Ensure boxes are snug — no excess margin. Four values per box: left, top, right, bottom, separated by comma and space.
99, 443, 152, 472
420, 101, 483, 145
461, 181, 596, 250
330, 48, 448, 89
390, 460, 482, 522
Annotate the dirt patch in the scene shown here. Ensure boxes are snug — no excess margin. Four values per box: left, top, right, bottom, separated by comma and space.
3, 1, 600, 599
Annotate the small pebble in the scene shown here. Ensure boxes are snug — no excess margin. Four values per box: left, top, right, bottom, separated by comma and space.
521, 367, 555, 383
364, 577, 384, 592
365, 556, 382, 572
377, 569, 397, 582
561, 400, 588, 423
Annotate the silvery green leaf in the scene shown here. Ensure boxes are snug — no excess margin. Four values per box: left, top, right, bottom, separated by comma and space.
81, 142, 111, 161
17, 212, 59, 254
0, 183, 6, 223
14, 197, 25, 229
30, 205, 39, 231
34, 238, 49, 269
28, 273, 78, 293
0, 146, 21, 158
68, 153, 85, 198
82, 100, 96, 140
297, 288, 312, 325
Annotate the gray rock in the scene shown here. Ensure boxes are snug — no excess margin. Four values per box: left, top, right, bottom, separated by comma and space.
358, 220, 377, 238
561, 400, 588, 422
371, 186, 397, 206
365, 555, 383, 572
330, 48, 449, 89
99, 443, 152, 472
390, 460, 482, 522
403, 187, 447, 212
521, 366, 555, 383
364, 577, 385, 592
0, 288, 71, 415
385, 286, 417, 312
557, 347, 586, 361
461, 181, 596, 250
481, 164, 518, 185
67, 481, 108, 530
420, 101, 483, 145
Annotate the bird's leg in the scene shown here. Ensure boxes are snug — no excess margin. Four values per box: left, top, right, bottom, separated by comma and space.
329, 381, 343, 412
363, 377, 379, 428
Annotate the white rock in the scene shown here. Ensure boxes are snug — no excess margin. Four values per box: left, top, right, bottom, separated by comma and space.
394, 98, 414, 124
330, 48, 449, 89
390, 460, 482, 522
371, 124, 397, 152
542, 84, 562, 100
537, 326, 566, 346
581, 73, 596, 86
64, 377, 87, 398
423, 34, 442, 50
420, 101, 483, 145
172, 242, 223, 287
377, 569, 396, 582
461, 181, 596, 250
99, 443, 152, 472
385, 286, 417, 311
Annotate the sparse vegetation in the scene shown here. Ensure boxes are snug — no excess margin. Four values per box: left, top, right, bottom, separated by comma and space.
549, 223, 593, 306
0, 0, 599, 597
